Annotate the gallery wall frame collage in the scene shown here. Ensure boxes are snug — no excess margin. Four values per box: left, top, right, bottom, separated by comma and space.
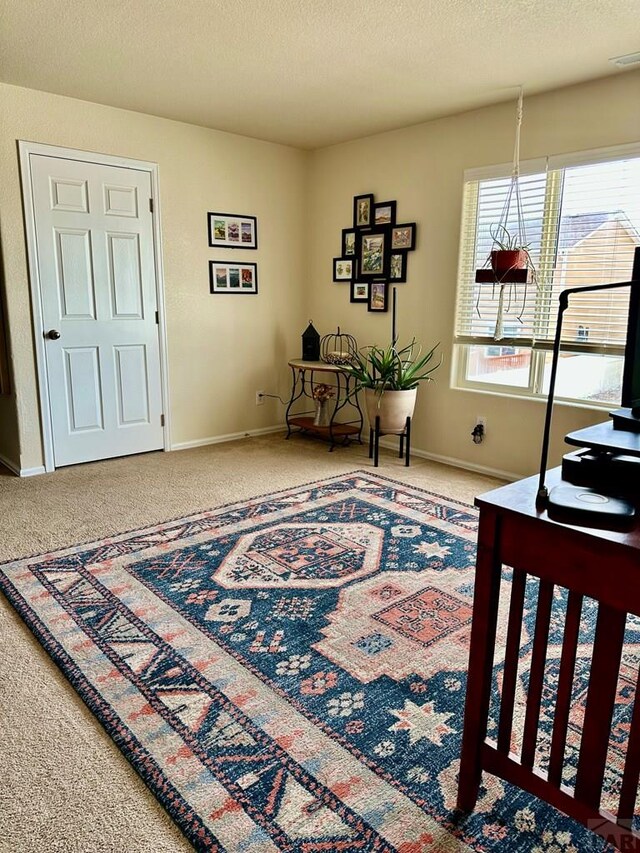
207, 212, 258, 295
333, 193, 417, 312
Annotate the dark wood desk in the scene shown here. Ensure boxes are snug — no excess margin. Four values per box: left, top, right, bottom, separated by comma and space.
457, 470, 640, 849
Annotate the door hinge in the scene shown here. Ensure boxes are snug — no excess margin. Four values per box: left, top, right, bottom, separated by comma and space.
160, 414, 165, 427
149, 198, 154, 213
155, 310, 159, 324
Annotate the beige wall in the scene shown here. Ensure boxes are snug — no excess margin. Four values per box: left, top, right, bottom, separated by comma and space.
1, 73, 639, 478
0, 83, 308, 471
0, 256, 20, 468
308, 71, 640, 478
0, 396, 20, 470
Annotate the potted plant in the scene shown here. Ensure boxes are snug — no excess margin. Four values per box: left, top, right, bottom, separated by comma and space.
346, 339, 441, 433
488, 224, 531, 275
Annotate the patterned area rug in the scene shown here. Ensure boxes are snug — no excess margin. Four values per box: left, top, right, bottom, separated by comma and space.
0, 471, 613, 852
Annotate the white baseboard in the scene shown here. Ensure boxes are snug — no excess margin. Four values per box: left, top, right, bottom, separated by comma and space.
171, 424, 285, 451
0, 429, 519, 482
0, 427, 288, 475
0, 452, 45, 477
20, 465, 47, 477
377, 438, 519, 482
172, 426, 520, 482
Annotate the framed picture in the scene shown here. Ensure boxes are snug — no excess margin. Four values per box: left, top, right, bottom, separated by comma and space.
207, 212, 258, 249
357, 227, 390, 278
353, 193, 374, 229
368, 281, 389, 313
209, 261, 258, 294
391, 223, 416, 251
374, 200, 396, 227
342, 228, 357, 257
333, 257, 355, 282
350, 281, 369, 303
389, 252, 407, 282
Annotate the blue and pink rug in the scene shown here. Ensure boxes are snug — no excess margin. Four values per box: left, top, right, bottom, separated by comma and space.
0, 471, 616, 851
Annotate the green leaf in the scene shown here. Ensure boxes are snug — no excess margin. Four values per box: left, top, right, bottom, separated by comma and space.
343, 340, 441, 395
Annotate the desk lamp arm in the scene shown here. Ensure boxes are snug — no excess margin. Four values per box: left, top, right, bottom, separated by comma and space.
536, 292, 568, 504
536, 279, 636, 508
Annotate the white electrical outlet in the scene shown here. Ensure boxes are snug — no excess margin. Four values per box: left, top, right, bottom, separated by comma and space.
256, 390, 265, 406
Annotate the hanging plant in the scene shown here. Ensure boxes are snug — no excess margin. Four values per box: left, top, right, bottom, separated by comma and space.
474, 90, 539, 340
488, 224, 530, 275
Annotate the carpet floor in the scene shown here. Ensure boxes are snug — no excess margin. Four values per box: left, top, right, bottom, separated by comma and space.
0, 434, 611, 852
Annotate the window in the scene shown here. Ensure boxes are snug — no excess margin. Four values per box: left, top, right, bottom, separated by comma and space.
485, 323, 518, 357
454, 144, 640, 405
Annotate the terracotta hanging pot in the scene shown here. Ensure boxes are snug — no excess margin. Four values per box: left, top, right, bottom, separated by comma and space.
490, 249, 528, 273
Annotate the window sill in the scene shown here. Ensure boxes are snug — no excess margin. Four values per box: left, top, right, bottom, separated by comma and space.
450, 382, 615, 414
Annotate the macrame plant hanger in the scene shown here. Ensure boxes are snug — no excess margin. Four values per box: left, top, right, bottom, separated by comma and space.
478, 87, 531, 341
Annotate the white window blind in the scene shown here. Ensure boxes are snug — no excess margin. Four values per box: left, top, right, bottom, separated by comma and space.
455, 148, 640, 355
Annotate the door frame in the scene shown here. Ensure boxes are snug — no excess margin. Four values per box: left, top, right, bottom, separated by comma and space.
19, 141, 171, 472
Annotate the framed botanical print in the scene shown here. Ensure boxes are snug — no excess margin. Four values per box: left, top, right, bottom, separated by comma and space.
389, 252, 407, 282
357, 228, 390, 278
350, 281, 369, 303
391, 223, 416, 251
353, 193, 374, 229
209, 260, 258, 294
208, 212, 258, 249
342, 228, 356, 257
334, 193, 418, 311
333, 257, 355, 282
368, 281, 389, 312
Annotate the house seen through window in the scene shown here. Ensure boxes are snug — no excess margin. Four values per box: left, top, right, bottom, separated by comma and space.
454, 146, 640, 404
576, 325, 589, 343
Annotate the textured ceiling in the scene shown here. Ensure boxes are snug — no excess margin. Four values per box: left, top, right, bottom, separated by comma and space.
1, 0, 639, 149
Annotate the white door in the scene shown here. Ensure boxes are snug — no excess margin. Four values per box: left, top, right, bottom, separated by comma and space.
29, 154, 164, 467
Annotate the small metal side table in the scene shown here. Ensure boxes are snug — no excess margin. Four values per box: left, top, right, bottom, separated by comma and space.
285, 359, 363, 451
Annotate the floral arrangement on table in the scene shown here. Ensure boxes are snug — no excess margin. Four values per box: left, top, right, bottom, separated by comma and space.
312, 383, 335, 403
311, 383, 335, 427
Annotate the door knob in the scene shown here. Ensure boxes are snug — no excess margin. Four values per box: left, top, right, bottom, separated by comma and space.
46, 329, 61, 340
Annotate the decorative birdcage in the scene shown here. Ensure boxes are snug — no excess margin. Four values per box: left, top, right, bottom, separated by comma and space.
320, 327, 358, 365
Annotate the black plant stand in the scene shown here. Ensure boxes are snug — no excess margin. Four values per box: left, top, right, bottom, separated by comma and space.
369, 415, 411, 467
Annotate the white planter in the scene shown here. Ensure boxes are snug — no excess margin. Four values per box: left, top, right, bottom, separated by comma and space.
364, 387, 417, 434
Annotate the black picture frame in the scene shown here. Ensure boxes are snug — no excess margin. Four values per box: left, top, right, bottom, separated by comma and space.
207, 212, 258, 249
373, 200, 397, 227
333, 257, 355, 282
342, 228, 357, 257
209, 260, 258, 294
368, 281, 389, 313
391, 223, 416, 251
350, 281, 369, 303
357, 226, 390, 278
389, 252, 407, 283
353, 193, 375, 229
